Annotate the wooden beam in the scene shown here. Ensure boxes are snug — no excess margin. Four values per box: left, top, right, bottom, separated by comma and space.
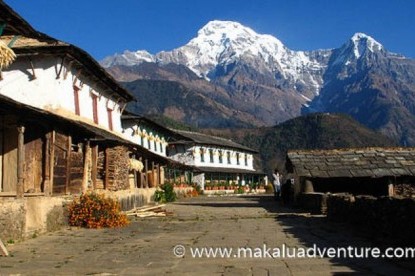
43, 132, 51, 195
82, 140, 91, 193
91, 144, 98, 190
65, 135, 72, 195
104, 147, 109, 190
16, 125, 25, 198
49, 131, 55, 195
144, 159, 148, 189
151, 161, 155, 188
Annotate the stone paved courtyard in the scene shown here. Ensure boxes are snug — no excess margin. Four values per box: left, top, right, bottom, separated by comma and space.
0, 195, 414, 275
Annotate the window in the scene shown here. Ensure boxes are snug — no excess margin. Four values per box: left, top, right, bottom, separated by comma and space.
219, 150, 223, 163
140, 135, 144, 146
200, 148, 205, 162
147, 139, 151, 150
92, 94, 99, 124
107, 108, 113, 131
227, 151, 231, 164
154, 140, 157, 152
160, 142, 164, 153
73, 86, 80, 115
236, 153, 240, 165
245, 154, 248, 166
209, 149, 214, 163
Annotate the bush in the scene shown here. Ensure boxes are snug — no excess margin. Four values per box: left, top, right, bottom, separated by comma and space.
154, 183, 177, 203
68, 193, 129, 228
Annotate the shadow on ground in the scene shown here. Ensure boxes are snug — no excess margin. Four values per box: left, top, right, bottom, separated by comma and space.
175, 194, 415, 275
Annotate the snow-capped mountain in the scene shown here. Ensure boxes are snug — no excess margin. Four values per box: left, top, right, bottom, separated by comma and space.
102, 20, 328, 96
102, 20, 415, 146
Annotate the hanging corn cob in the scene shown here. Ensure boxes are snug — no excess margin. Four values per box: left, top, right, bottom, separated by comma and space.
0, 39, 16, 70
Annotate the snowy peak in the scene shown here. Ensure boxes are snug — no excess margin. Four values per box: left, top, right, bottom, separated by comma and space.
173, 20, 288, 76
331, 32, 384, 66
350, 32, 383, 59
100, 50, 154, 67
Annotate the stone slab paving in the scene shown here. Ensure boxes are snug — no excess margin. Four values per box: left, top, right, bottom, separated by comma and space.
0, 195, 414, 275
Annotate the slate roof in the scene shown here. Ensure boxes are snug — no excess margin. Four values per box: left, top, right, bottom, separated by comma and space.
170, 129, 257, 153
286, 148, 415, 178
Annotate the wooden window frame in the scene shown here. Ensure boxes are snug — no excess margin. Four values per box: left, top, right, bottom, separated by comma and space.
73, 86, 80, 116
92, 94, 99, 124
107, 108, 113, 131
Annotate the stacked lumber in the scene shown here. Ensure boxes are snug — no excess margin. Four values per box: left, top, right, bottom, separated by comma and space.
125, 204, 173, 218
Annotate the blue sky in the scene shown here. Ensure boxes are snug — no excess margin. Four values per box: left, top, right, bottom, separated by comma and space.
5, 0, 415, 60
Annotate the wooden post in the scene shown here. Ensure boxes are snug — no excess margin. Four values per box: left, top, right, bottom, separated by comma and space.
65, 135, 72, 194
91, 144, 98, 190
82, 140, 91, 193
104, 147, 109, 190
44, 132, 51, 195
387, 177, 394, 197
304, 179, 314, 193
156, 164, 160, 187
16, 125, 25, 198
144, 159, 148, 188
151, 161, 155, 188
49, 131, 55, 195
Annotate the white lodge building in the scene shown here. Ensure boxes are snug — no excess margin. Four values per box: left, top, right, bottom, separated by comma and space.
167, 130, 262, 189
121, 114, 169, 157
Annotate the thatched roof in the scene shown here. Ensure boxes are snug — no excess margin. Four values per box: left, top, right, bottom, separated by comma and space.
170, 129, 257, 153
286, 148, 415, 178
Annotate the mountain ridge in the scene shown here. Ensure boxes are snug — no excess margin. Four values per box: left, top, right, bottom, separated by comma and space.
102, 20, 415, 145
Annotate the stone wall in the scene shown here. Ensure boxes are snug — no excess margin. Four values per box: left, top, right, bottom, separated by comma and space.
0, 197, 67, 242
0, 198, 25, 241
327, 194, 415, 246
298, 192, 328, 214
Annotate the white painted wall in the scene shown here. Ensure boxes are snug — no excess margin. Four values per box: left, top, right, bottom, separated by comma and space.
0, 56, 125, 133
122, 125, 168, 157
168, 145, 254, 171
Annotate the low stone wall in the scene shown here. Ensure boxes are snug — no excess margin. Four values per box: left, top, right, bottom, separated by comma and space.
327, 194, 415, 246
298, 192, 328, 214
0, 197, 67, 242
98, 188, 157, 211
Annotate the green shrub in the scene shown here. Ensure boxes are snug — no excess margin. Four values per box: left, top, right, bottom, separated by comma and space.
154, 183, 177, 203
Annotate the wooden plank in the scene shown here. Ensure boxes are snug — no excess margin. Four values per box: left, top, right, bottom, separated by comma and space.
0, 239, 9, 257
3, 127, 17, 192
126, 204, 166, 214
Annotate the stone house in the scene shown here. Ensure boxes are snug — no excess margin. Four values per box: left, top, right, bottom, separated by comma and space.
286, 147, 415, 197
0, 2, 171, 240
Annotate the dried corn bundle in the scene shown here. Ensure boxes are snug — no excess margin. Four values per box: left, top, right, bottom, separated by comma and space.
0, 40, 16, 69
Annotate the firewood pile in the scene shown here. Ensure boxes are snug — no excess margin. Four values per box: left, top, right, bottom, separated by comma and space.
394, 184, 415, 198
